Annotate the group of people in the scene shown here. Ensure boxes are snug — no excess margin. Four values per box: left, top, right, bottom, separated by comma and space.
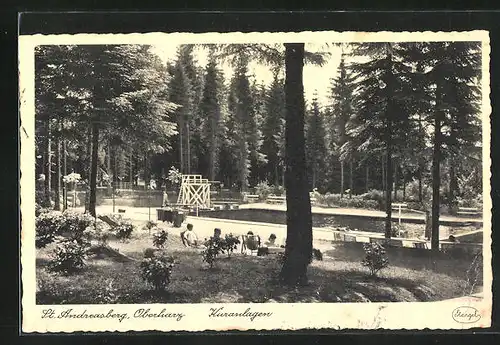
179, 223, 283, 252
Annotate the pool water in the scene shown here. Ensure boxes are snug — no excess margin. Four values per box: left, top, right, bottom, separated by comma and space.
196, 208, 482, 241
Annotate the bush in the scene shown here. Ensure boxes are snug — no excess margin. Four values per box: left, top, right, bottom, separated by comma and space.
152, 229, 169, 249
143, 247, 156, 258
315, 192, 379, 209
312, 248, 323, 261
83, 220, 112, 245
35, 211, 64, 248
96, 279, 119, 303
140, 253, 175, 291
48, 239, 88, 275
106, 215, 135, 240
272, 185, 285, 196
255, 181, 273, 201
362, 242, 389, 277
201, 237, 224, 268
220, 234, 241, 258
58, 210, 95, 243
143, 221, 158, 232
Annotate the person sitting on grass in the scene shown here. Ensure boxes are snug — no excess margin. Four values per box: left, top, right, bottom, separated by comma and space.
264, 233, 278, 247
181, 223, 198, 247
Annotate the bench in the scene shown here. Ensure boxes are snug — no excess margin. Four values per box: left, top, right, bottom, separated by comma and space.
267, 195, 286, 204
413, 242, 429, 249
457, 207, 482, 217
245, 194, 260, 203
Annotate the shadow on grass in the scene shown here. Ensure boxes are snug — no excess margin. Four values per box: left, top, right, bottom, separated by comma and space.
36, 233, 478, 304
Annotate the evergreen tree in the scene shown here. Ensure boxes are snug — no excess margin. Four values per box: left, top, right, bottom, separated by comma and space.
349, 42, 414, 238
199, 51, 225, 181
262, 71, 286, 185
327, 54, 357, 196
305, 95, 328, 191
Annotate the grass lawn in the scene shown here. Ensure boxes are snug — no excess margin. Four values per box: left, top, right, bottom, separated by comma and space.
36, 223, 482, 304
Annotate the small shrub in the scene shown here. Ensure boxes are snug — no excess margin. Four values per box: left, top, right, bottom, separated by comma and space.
312, 248, 323, 261
140, 253, 175, 291
143, 247, 156, 258
220, 234, 241, 258
255, 181, 273, 201
152, 228, 169, 249
59, 210, 95, 244
111, 218, 135, 240
97, 279, 119, 304
36, 211, 64, 248
48, 239, 88, 275
272, 185, 285, 196
143, 221, 158, 232
201, 236, 224, 268
362, 242, 389, 277
391, 223, 408, 238
83, 220, 112, 245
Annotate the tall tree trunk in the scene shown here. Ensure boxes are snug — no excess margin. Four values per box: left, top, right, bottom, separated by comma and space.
44, 117, 52, 207
280, 43, 312, 286
403, 170, 407, 201
209, 130, 216, 181
431, 113, 442, 251
449, 158, 458, 214
239, 139, 248, 192
349, 159, 353, 198
129, 147, 133, 186
84, 125, 92, 212
179, 120, 184, 174
418, 162, 423, 202
393, 161, 398, 201
89, 122, 99, 217
384, 51, 394, 239
381, 153, 385, 192
365, 164, 369, 192
187, 120, 191, 174
106, 140, 111, 177
274, 162, 279, 186
63, 136, 67, 210
312, 163, 316, 190
53, 118, 61, 211
340, 161, 344, 198
385, 131, 393, 239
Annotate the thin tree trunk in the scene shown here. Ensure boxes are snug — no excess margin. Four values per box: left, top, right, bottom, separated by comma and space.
209, 131, 216, 181
449, 158, 458, 214
365, 164, 369, 192
84, 125, 92, 212
393, 161, 398, 201
384, 50, 394, 239
63, 136, 67, 210
340, 161, 344, 198
179, 119, 184, 174
89, 122, 99, 217
129, 147, 133, 187
280, 43, 312, 286
381, 154, 385, 192
187, 120, 191, 174
349, 159, 353, 198
53, 118, 61, 211
431, 103, 443, 251
385, 134, 393, 239
418, 163, 423, 202
239, 139, 247, 192
107, 140, 111, 177
44, 117, 52, 207
403, 170, 407, 201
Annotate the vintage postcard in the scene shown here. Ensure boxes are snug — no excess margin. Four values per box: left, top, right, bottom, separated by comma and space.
20, 30, 492, 332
